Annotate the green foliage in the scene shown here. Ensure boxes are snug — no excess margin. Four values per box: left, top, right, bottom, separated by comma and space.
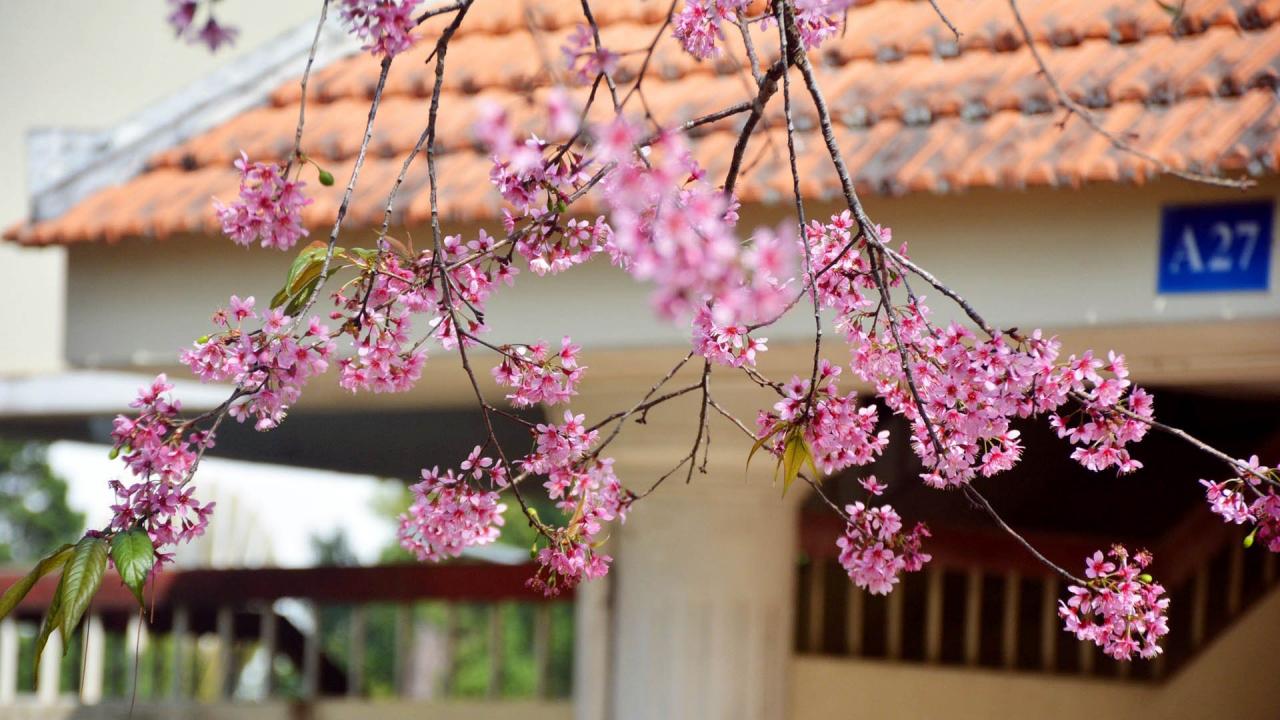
110, 527, 156, 607
36, 535, 107, 664
0, 439, 86, 564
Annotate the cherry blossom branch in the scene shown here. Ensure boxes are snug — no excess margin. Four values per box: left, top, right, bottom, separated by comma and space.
962, 485, 1082, 583
926, 0, 962, 41
1006, 0, 1253, 190
287, 0, 332, 173
578, 0, 621, 111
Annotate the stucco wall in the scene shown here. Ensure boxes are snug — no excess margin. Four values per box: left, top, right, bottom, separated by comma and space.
0, 0, 317, 375
62, 179, 1280, 373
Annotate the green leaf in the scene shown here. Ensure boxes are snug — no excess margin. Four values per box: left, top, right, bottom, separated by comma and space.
746, 423, 786, 475
110, 528, 156, 608
273, 242, 341, 311
36, 535, 107, 662
0, 544, 73, 622
779, 429, 807, 496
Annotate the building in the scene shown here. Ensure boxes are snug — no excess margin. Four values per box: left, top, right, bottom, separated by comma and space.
2, 1, 1279, 718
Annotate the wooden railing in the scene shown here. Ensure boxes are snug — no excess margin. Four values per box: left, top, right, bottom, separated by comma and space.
0, 563, 574, 707
796, 508, 1278, 680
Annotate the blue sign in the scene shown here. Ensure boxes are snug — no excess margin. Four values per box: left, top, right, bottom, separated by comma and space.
1158, 201, 1273, 294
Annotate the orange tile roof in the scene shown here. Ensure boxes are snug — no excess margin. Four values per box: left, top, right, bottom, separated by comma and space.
8, 0, 1280, 245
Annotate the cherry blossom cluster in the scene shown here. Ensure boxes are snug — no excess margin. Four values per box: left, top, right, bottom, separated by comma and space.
598, 121, 794, 327
398, 448, 508, 561
214, 153, 312, 251
108, 375, 216, 566
691, 306, 768, 368
1048, 364, 1153, 474
1059, 546, 1169, 660
562, 24, 620, 84
332, 255, 429, 393
836, 492, 931, 595
672, 0, 748, 60
756, 360, 889, 476
338, 0, 423, 58
529, 457, 630, 597
167, 0, 238, 52
180, 296, 334, 430
491, 337, 584, 407
1200, 456, 1280, 551
476, 98, 612, 276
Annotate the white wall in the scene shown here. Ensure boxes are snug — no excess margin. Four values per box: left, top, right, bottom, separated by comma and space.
60, 179, 1280, 372
0, 0, 318, 375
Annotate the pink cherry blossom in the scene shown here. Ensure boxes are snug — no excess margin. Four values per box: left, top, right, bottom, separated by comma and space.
398, 454, 507, 562
1059, 546, 1169, 660
836, 499, 930, 595
213, 152, 312, 250
339, 0, 423, 58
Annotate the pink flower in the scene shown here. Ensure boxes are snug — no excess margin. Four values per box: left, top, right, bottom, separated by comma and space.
339, 0, 423, 58
213, 152, 312, 250
1060, 546, 1169, 660
836, 501, 930, 595
398, 459, 507, 562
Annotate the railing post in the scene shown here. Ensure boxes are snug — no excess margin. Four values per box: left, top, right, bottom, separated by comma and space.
885, 584, 903, 661
533, 603, 552, 698
216, 605, 235, 698
1040, 576, 1058, 672
393, 603, 412, 697
302, 601, 320, 699
1191, 562, 1209, 649
260, 606, 277, 698
36, 629, 60, 704
845, 586, 864, 656
170, 605, 190, 699
1265, 549, 1276, 586
1001, 572, 1020, 669
806, 560, 826, 653
347, 606, 365, 697
81, 613, 105, 704
1227, 541, 1245, 615
924, 566, 943, 664
441, 604, 458, 697
487, 604, 504, 699
125, 612, 146, 698
963, 569, 982, 666
0, 616, 17, 704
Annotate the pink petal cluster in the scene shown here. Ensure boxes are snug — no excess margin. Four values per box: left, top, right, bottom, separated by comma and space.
756, 360, 889, 475
1059, 547, 1169, 660
1048, 351, 1152, 473
109, 375, 216, 565
522, 411, 599, 477
528, 457, 629, 597
180, 296, 334, 430
338, 0, 423, 58
332, 255, 428, 393
167, 0, 238, 52
475, 99, 610, 276
398, 448, 508, 561
562, 24, 620, 83
491, 337, 584, 407
213, 153, 312, 250
599, 120, 794, 327
1199, 456, 1280, 550
692, 306, 768, 368
672, 0, 749, 60
836, 496, 931, 595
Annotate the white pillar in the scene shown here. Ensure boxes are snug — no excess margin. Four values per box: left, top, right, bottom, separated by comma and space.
36, 630, 61, 704
607, 461, 797, 720
0, 617, 17, 704
80, 614, 105, 704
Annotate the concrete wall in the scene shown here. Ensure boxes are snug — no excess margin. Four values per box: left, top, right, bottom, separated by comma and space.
61, 178, 1280, 375
0, 0, 317, 375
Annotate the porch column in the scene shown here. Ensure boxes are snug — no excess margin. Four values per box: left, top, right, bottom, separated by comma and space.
613, 459, 796, 720
574, 374, 802, 720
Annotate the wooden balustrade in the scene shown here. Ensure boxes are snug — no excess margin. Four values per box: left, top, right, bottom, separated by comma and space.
796, 510, 1278, 681
0, 563, 573, 707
